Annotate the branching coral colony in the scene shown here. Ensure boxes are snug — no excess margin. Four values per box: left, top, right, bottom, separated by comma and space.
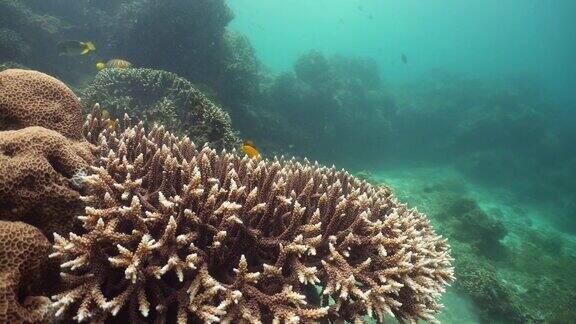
51, 105, 454, 323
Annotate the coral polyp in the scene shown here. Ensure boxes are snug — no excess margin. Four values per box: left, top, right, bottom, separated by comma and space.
51, 107, 454, 323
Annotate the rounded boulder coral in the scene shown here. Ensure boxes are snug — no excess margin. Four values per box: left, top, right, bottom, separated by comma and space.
82, 68, 239, 150
52, 109, 454, 323
0, 69, 84, 140
0, 126, 88, 235
0, 220, 53, 323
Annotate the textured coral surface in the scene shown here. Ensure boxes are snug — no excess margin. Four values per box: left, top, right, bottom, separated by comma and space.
82, 68, 240, 150
52, 109, 454, 323
0, 69, 83, 140
0, 220, 52, 323
0, 126, 88, 235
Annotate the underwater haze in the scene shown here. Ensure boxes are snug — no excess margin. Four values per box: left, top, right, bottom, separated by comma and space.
225, 2, 576, 321
1, 0, 576, 322
228, 0, 576, 103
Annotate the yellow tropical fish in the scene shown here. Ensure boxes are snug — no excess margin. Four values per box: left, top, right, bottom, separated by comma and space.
96, 59, 133, 71
57, 40, 95, 56
240, 140, 261, 160
100, 109, 117, 131
106, 119, 118, 132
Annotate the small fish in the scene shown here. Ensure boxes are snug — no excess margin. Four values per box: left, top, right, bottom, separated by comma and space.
96, 59, 133, 71
106, 119, 118, 132
240, 140, 261, 160
57, 40, 95, 56
100, 109, 117, 131
401, 53, 408, 64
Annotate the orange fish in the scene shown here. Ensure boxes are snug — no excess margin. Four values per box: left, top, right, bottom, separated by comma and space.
240, 140, 261, 160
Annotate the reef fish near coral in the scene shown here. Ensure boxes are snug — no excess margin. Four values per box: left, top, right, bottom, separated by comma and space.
50, 105, 454, 323
240, 139, 261, 159
96, 58, 133, 71
56, 40, 95, 56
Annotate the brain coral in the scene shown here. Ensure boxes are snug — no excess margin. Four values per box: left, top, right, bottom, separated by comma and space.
0, 220, 53, 323
0, 69, 84, 140
82, 68, 240, 150
0, 126, 88, 235
52, 109, 454, 323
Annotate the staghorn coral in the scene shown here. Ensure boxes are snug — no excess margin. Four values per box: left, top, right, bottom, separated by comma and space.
0, 220, 53, 323
0, 69, 84, 141
51, 108, 454, 323
0, 126, 89, 235
82, 68, 240, 150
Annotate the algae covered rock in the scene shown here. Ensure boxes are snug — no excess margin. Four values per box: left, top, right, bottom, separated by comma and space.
82, 68, 240, 149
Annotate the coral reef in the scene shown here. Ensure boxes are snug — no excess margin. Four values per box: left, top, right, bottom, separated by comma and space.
0, 28, 30, 62
0, 69, 92, 321
82, 68, 240, 150
0, 71, 92, 229
113, 0, 233, 86
393, 72, 556, 182
0, 69, 84, 141
452, 245, 529, 323
216, 31, 263, 125
0, 0, 65, 77
441, 198, 507, 259
380, 169, 576, 323
0, 220, 53, 323
0, 126, 88, 235
258, 51, 396, 161
51, 108, 454, 323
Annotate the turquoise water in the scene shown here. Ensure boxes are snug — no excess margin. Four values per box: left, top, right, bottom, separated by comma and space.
228, 0, 576, 103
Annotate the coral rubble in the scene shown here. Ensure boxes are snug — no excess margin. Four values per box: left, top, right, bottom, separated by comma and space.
82, 67, 240, 150
51, 107, 454, 323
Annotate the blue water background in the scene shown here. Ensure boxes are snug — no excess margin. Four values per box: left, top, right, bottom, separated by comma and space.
228, 0, 576, 106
